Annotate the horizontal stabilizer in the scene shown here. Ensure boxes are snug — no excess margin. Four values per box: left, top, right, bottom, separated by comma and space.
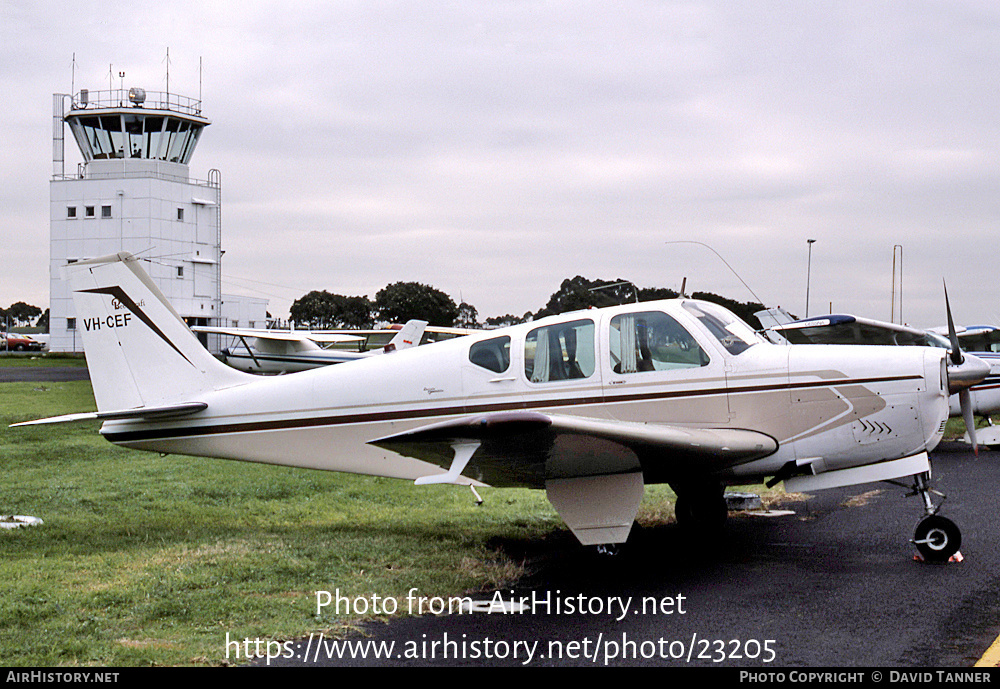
11, 401, 207, 427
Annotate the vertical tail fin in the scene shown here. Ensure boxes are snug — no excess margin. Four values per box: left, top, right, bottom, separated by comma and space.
66, 252, 252, 411
385, 319, 428, 352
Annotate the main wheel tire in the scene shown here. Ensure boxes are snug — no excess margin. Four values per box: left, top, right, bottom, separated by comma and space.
674, 488, 728, 537
913, 515, 961, 563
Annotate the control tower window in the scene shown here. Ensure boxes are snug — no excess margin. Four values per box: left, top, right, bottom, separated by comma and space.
67, 107, 204, 164
165, 119, 194, 163
102, 116, 124, 158
144, 117, 165, 159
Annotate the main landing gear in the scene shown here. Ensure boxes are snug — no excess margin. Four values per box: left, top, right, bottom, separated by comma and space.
673, 480, 728, 542
907, 471, 961, 563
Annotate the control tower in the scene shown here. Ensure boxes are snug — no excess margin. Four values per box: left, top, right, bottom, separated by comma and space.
50, 86, 223, 352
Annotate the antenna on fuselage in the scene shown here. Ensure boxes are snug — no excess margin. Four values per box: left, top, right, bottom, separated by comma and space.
679, 277, 688, 298
664, 240, 765, 305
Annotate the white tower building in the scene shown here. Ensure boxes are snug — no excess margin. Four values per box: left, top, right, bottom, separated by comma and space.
50, 85, 256, 352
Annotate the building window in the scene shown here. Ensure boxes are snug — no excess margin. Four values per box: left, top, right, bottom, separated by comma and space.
67, 318, 76, 331
176, 266, 184, 278
67, 207, 77, 218
177, 208, 184, 221
102, 205, 112, 218
85, 206, 95, 218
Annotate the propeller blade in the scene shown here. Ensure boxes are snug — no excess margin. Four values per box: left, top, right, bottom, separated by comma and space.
960, 389, 979, 456
944, 280, 963, 366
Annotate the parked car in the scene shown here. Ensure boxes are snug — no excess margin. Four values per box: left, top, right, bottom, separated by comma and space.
1, 333, 44, 352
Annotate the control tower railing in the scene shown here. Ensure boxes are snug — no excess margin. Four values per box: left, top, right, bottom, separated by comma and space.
70, 89, 203, 117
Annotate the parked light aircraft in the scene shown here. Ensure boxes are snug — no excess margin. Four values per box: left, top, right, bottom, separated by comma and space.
759, 310, 1000, 449
13, 253, 991, 562
192, 320, 429, 374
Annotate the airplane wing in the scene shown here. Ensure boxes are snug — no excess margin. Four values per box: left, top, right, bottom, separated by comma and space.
370, 411, 778, 489
370, 411, 777, 545
754, 307, 796, 329
766, 314, 950, 348
191, 326, 364, 344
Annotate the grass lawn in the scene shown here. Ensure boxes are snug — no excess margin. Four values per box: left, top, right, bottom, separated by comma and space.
0, 353, 88, 367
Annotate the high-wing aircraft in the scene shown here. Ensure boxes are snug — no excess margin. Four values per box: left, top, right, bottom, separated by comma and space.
14, 253, 991, 562
759, 310, 1000, 449
192, 320, 429, 374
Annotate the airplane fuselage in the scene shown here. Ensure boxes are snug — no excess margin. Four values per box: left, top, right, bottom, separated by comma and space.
220, 343, 371, 373
100, 299, 951, 489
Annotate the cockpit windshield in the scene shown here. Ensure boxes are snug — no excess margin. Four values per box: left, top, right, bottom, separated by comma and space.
681, 301, 761, 355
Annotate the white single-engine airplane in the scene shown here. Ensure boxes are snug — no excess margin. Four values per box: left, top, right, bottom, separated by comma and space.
14, 253, 991, 562
192, 320, 429, 374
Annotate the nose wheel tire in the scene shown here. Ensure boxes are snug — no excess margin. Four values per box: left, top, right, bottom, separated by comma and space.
913, 515, 961, 563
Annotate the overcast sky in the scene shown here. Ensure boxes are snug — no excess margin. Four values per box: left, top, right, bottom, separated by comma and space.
3, 1, 999, 328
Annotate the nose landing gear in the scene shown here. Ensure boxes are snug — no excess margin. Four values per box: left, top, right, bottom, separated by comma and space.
908, 472, 961, 563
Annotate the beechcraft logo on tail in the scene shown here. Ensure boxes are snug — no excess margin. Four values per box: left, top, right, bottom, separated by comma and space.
77, 286, 194, 365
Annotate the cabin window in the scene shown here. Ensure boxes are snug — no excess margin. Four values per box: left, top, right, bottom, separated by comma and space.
469, 336, 511, 373
609, 311, 709, 373
524, 319, 595, 383
959, 330, 1000, 353
682, 301, 760, 355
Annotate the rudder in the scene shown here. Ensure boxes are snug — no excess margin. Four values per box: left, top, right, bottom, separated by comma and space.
66, 252, 251, 411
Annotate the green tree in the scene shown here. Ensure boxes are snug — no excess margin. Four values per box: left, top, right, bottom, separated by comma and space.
375, 282, 459, 327
290, 291, 373, 329
532, 277, 764, 327
690, 292, 765, 329
456, 302, 480, 329
3, 302, 42, 328
637, 286, 679, 302
533, 277, 640, 319
485, 314, 528, 328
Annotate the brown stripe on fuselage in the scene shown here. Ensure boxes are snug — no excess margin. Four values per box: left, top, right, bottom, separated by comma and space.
101, 372, 923, 445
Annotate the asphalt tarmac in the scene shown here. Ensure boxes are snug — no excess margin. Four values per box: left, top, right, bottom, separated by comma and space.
262, 443, 1000, 668
0, 366, 89, 382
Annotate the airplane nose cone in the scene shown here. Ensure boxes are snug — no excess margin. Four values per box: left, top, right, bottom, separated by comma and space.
947, 352, 990, 394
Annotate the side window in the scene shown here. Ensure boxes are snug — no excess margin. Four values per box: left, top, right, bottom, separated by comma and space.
469, 336, 511, 373
525, 319, 595, 383
609, 311, 709, 373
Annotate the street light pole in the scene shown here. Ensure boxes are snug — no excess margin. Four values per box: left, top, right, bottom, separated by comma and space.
806, 239, 816, 317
